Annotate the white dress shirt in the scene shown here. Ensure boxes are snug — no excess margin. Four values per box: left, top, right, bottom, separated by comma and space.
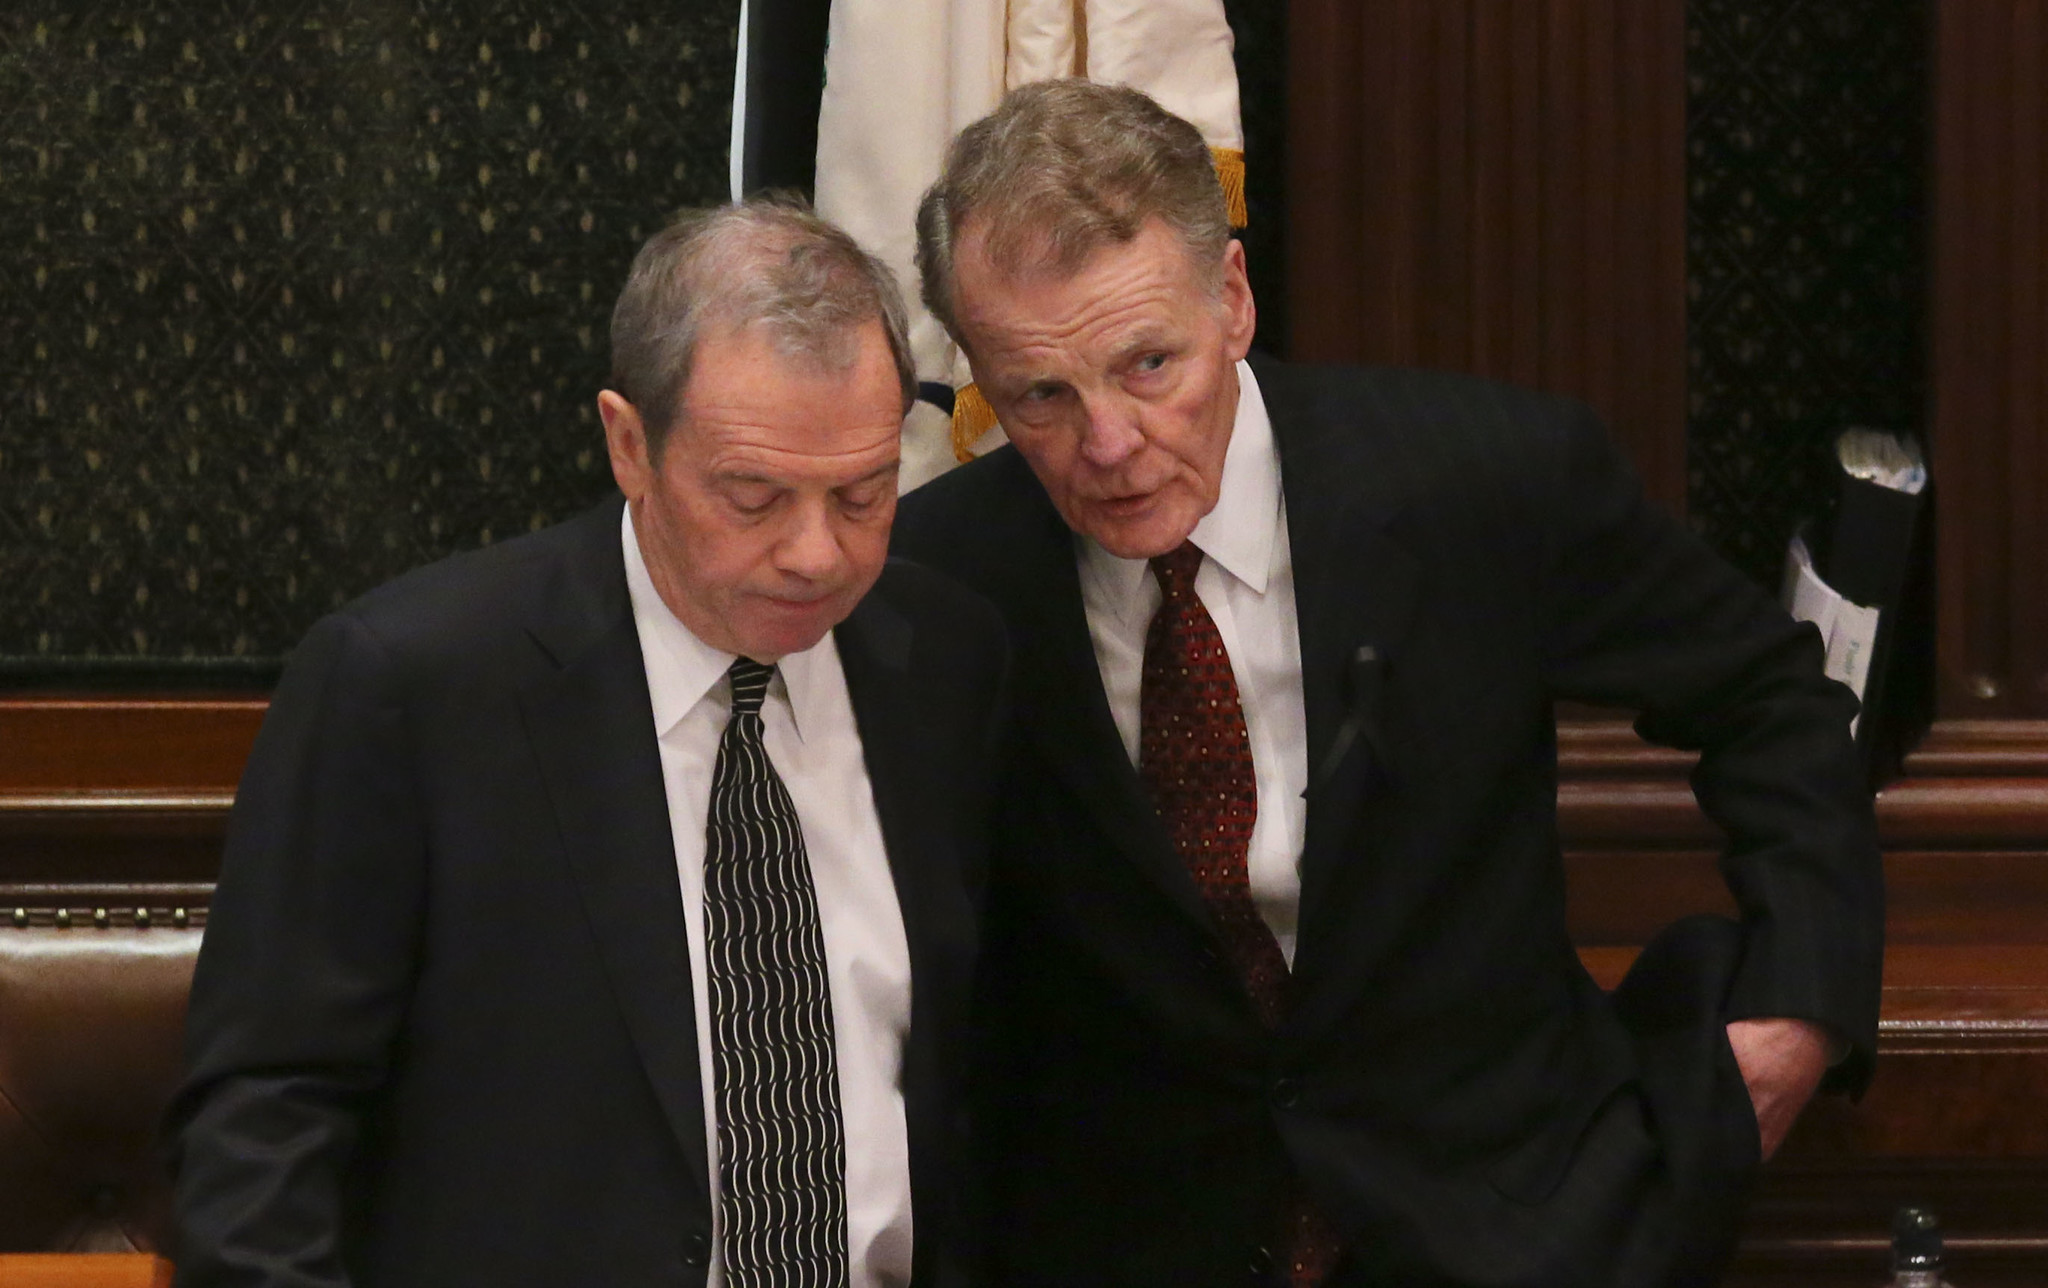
622, 507, 915, 1288
1077, 360, 1310, 965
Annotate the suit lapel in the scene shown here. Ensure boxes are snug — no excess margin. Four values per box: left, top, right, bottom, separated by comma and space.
1261, 361, 1422, 989
833, 585, 947, 986
836, 573, 995, 1284
517, 500, 711, 1205
997, 480, 1215, 932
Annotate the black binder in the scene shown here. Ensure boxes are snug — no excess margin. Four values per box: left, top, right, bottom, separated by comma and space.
1808, 438, 1934, 790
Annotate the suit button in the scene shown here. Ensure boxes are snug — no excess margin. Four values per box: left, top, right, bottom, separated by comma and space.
1271, 1076, 1302, 1109
1248, 1244, 1274, 1276
682, 1233, 709, 1268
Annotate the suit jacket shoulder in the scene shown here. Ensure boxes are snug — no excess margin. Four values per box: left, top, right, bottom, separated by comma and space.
1250, 357, 1625, 522
854, 556, 1011, 685
896, 446, 1063, 571
317, 494, 629, 691
896, 358, 1611, 576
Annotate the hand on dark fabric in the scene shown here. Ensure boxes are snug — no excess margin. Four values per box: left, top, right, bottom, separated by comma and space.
1725, 1016, 1832, 1159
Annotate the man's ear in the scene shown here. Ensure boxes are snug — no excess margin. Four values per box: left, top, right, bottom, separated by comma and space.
1217, 239, 1257, 361
598, 390, 652, 501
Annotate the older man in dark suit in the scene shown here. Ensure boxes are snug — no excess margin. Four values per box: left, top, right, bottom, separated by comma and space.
892, 81, 1881, 1288
169, 200, 1006, 1288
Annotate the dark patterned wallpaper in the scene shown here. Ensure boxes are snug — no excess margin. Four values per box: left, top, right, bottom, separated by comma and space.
1686, 0, 1929, 586
1, 2, 736, 682
2, 0, 1924, 678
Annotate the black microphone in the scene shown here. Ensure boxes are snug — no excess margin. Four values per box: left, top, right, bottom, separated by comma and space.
1309, 644, 1386, 796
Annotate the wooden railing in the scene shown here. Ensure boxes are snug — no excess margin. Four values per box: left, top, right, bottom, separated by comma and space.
5, 696, 2046, 1282
0, 1256, 173, 1288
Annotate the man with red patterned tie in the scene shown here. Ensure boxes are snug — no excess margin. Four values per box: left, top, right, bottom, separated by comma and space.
891, 80, 1882, 1288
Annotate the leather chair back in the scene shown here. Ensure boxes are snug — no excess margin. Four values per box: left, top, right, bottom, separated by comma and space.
0, 915, 200, 1253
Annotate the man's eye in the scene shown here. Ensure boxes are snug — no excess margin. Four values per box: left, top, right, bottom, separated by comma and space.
838, 485, 886, 513
726, 486, 778, 513
1020, 383, 1064, 404
1134, 352, 1170, 374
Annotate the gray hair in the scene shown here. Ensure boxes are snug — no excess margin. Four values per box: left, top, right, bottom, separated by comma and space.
609, 197, 916, 457
915, 80, 1233, 343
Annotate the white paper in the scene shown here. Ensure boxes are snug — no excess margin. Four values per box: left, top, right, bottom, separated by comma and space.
1784, 535, 1840, 646
1782, 533, 1881, 736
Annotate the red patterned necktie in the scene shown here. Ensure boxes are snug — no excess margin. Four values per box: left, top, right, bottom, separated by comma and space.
1139, 541, 1289, 1024
1138, 541, 1342, 1287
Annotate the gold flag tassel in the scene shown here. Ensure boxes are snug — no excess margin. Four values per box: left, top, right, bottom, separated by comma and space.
1211, 146, 1247, 229
951, 382, 999, 463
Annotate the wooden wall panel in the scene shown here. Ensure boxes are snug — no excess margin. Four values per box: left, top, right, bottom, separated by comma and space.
1286, 0, 1687, 510
8, 696, 2048, 1276
1733, 1158, 2048, 1288
0, 698, 264, 795
1934, 2, 2048, 718
1561, 718, 2048, 1283
0, 698, 253, 891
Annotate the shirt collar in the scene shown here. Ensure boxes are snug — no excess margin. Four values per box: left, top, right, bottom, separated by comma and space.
1078, 359, 1282, 621
1190, 359, 1280, 594
620, 504, 829, 741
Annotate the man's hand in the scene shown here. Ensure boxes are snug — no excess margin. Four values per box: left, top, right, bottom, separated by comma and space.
1724, 1017, 1831, 1160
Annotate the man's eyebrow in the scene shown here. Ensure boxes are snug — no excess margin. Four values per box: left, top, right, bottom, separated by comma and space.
1109, 327, 1176, 365
713, 468, 782, 487
841, 459, 900, 488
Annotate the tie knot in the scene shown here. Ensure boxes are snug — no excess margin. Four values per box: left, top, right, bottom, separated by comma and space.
1149, 541, 1204, 599
727, 657, 775, 717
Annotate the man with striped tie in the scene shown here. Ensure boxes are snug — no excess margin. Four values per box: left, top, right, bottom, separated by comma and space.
170, 200, 1008, 1288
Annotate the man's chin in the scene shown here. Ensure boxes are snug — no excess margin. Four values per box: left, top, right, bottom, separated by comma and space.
731, 594, 851, 661
1077, 506, 1198, 561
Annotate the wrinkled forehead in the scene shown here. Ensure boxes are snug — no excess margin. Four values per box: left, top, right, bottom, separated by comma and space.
676, 318, 901, 433
965, 218, 1215, 313
686, 315, 866, 397
953, 217, 1218, 326
957, 205, 1104, 282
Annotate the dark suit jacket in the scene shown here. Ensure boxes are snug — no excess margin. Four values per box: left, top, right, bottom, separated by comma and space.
891, 359, 1883, 1288
169, 496, 1009, 1288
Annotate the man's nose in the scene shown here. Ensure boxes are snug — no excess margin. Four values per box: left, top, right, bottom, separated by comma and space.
776, 499, 844, 581
1077, 395, 1145, 468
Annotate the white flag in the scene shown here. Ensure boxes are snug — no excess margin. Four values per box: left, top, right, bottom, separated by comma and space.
813, 0, 1246, 488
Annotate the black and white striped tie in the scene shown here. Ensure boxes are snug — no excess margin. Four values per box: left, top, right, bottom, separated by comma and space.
704, 657, 849, 1288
